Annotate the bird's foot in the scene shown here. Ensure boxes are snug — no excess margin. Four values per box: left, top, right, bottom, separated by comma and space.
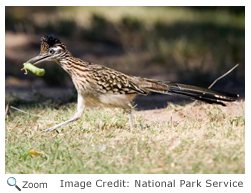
40, 127, 61, 133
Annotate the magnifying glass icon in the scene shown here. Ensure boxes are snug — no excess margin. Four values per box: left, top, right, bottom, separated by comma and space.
7, 177, 21, 191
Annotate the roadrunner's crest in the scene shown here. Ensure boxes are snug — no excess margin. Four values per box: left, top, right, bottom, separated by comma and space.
40, 35, 66, 53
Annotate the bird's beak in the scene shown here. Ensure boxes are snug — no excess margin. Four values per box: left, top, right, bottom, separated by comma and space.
26, 54, 51, 65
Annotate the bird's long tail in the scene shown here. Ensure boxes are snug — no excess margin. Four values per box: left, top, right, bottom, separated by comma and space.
141, 79, 239, 106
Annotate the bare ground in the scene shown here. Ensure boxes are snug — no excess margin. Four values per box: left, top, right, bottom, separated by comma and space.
135, 101, 244, 124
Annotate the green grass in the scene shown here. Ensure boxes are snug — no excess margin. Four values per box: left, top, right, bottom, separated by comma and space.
5, 101, 245, 174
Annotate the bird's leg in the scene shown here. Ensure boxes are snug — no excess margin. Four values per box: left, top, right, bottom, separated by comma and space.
126, 109, 133, 130
129, 110, 133, 130
41, 93, 85, 133
40, 117, 79, 133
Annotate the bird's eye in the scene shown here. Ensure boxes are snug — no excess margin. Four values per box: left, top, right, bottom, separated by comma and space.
49, 49, 55, 54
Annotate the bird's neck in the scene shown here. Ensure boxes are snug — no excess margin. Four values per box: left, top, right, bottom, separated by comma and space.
58, 55, 90, 91
58, 53, 89, 73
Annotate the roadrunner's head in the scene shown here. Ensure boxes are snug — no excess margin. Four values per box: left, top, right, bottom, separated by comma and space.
27, 35, 70, 64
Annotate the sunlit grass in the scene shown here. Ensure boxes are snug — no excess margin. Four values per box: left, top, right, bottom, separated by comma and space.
5, 101, 245, 174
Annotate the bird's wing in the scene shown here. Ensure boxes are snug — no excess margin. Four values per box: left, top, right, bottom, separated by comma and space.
89, 64, 147, 95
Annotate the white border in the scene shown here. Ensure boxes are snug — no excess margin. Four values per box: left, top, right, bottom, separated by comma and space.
2, 1, 249, 192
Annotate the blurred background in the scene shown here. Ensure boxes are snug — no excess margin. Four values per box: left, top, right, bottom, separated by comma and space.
5, 6, 245, 110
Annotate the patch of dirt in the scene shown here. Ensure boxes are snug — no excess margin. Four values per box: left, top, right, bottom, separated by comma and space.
135, 101, 245, 124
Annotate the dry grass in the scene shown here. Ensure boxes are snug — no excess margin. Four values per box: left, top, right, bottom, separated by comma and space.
5, 101, 245, 174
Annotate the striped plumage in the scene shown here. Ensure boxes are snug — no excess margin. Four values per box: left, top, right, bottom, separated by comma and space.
26, 35, 239, 132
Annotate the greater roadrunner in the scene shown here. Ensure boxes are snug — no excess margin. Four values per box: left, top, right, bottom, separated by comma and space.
26, 35, 239, 132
